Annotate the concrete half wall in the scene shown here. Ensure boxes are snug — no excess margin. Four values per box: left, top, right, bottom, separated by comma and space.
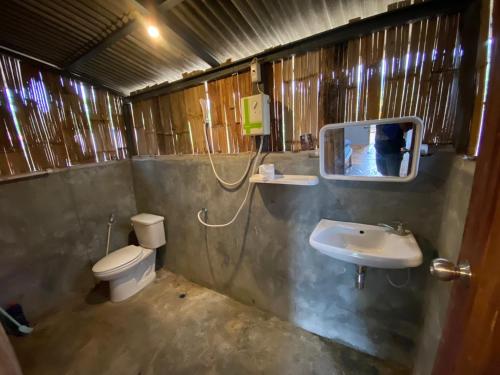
0, 149, 474, 369
132, 148, 466, 366
412, 157, 475, 374
0, 161, 137, 319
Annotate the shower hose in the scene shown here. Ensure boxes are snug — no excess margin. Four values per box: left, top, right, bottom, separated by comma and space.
197, 99, 263, 228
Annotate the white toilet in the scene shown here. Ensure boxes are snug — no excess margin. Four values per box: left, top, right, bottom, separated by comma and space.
92, 213, 165, 302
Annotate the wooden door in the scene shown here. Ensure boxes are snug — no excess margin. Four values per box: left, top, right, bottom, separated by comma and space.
432, 0, 500, 373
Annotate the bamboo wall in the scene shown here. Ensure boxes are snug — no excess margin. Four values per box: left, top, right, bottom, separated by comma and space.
468, 0, 492, 155
132, 12, 464, 156
0, 11, 481, 174
131, 72, 254, 156
272, 13, 462, 149
0, 54, 127, 177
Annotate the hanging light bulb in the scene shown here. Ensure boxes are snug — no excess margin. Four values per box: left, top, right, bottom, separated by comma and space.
147, 25, 160, 38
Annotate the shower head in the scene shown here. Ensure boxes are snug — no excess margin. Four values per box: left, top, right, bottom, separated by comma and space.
105, 213, 115, 256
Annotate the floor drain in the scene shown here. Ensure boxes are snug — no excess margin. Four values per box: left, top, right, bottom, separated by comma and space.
179, 293, 187, 299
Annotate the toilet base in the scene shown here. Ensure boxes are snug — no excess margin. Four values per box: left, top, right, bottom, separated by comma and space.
109, 250, 156, 302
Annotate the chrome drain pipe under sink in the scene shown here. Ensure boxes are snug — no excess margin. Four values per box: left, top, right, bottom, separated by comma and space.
355, 265, 367, 289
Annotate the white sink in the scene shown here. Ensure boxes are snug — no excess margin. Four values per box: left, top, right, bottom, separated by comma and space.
309, 219, 423, 269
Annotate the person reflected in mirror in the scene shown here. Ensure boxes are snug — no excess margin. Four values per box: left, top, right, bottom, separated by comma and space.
374, 123, 412, 176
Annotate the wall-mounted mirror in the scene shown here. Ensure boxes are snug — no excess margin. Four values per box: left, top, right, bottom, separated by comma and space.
319, 116, 423, 182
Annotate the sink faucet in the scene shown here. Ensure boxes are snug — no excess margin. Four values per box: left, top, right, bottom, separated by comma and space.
377, 221, 409, 236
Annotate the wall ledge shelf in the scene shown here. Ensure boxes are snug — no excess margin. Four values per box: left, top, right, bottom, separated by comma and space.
250, 174, 319, 186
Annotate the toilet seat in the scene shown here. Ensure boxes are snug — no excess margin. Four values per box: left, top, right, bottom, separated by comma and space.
92, 245, 143, 277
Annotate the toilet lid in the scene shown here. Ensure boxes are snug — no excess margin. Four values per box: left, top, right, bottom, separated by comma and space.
92, 245, 143, 274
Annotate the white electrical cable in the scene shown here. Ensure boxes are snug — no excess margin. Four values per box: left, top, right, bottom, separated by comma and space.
197, 136, 263, 228
256, 82, 265, 95
200, 99, 253, 187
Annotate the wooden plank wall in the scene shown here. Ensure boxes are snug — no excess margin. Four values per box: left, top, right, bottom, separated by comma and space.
131, 12, 464, 156
0, 54, 127, 176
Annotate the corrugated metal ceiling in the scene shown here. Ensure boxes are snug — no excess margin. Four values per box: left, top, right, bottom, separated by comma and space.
0, 0, 400, 95
0, 1, 134, 67
171, 0, 396, 63
74, 25, 211, 93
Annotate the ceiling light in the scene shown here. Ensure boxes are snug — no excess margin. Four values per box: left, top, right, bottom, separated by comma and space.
147, 25, 160, 38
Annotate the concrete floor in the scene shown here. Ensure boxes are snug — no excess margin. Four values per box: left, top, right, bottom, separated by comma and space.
11, 271, 408, 375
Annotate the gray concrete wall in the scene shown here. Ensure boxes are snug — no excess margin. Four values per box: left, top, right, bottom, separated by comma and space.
412, 157, 475, 375
0, 149, 473, 369
0, 160, 137, 319
131, 148, 463, 366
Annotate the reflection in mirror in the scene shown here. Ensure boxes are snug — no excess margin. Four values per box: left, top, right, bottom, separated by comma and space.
320, 117, 423, 182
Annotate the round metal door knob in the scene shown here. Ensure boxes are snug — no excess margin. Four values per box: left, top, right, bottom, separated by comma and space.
430, 258, 472, 281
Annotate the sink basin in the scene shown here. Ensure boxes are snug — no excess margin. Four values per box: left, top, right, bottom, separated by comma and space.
309, 219, 423, 269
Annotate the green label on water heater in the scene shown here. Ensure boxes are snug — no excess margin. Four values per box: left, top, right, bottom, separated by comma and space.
242, 97, 263, 135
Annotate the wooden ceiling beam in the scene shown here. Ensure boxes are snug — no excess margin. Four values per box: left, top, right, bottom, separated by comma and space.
64, 19, 138, 71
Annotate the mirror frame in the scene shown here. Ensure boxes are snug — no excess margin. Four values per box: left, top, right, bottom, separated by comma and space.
319, 116, 424, 182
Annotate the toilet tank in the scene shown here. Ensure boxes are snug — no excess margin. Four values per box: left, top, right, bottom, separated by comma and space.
131, 213, 166, 249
